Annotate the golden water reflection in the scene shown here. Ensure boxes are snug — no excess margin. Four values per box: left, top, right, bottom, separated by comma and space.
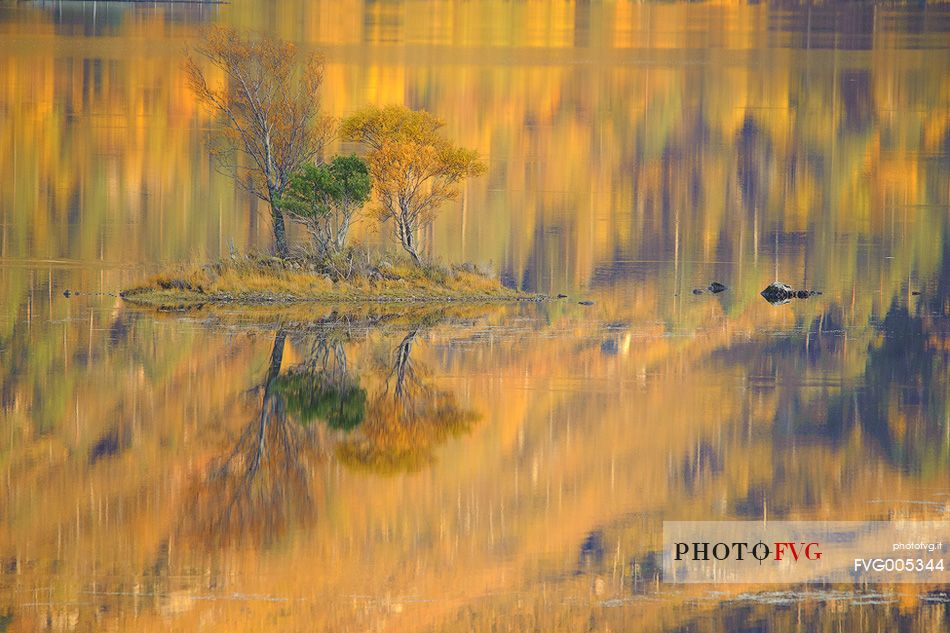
1, 294, 949, 630
1, 1, 950, 631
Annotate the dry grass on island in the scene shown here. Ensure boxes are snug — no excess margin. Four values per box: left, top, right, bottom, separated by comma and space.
120, 250, 538, 310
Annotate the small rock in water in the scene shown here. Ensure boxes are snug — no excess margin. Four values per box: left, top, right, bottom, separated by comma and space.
63, 289, 71, 298
557, 293, 568, 299
578, 300, 594, 306
912, 291, 922, 296
760, 282, 794, 305
759, 285, 821, 304
692, 288, 704, 295
708, 282, 727, 294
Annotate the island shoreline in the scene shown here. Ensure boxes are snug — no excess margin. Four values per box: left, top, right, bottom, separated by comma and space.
119, 253, 548, 310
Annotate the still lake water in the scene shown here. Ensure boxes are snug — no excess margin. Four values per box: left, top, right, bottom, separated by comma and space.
2, 1, 950, 631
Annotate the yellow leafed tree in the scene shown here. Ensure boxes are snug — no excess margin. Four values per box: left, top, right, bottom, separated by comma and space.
341, 105, 485, 263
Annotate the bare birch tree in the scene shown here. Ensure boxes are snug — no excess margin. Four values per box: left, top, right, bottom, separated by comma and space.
185, 26, 328, 256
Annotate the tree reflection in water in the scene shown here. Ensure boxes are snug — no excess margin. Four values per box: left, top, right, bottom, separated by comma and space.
184, 321, 478, 546
771, 301, 950, 478
186, 329, 324, 546
337, 328, 478, 474
274, 332, 366, 432
845, 302, 950, 476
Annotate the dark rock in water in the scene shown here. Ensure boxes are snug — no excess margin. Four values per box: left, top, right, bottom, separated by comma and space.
912, 291, 922, 296
761, 283, 823, 304
692, 288, 704, 295
760, 282, 794, 305
63, 289, 71, 298
708, 282, 727, 294
578, 300, 594, 306
557, 293, 568, 299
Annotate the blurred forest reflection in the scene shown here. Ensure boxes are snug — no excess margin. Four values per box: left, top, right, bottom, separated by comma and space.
1, 1, 949, 631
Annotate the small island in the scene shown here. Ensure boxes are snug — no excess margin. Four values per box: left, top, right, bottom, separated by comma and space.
120, 252, 533, 310
123, 28, 536, 310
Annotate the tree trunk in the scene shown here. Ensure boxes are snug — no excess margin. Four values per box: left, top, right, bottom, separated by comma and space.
336, 213, 351, 252
398, 218, 421, 265
269, 199, 289, 257
403, 242, 421, 265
